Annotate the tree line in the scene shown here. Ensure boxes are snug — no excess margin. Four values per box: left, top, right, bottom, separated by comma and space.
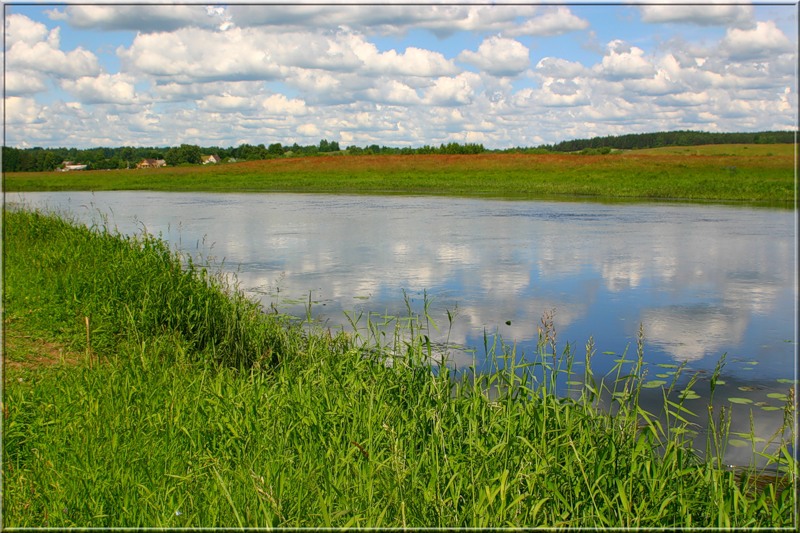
2, 130, 794, 172
538, 130, 795, 153
1, 140, 343, 172
1, 139, 485, 172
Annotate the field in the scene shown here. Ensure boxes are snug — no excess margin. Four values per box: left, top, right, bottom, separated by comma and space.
3, 144, 795, 204
2, 207, 796, 528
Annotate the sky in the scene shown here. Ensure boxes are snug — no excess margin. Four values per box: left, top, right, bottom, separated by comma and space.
3, 1, 798, 150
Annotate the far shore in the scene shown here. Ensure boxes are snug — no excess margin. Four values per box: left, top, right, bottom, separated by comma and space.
3, 144, 795, 205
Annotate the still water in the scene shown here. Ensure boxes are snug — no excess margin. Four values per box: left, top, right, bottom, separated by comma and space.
11, 191, 797, 466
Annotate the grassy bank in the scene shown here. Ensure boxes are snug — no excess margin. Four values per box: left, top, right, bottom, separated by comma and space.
3, 144, 796, 204
2, 208, 797, 527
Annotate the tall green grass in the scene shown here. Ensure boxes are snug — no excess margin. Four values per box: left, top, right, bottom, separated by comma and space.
3, 207, 292, 369
2, 207, 797, 527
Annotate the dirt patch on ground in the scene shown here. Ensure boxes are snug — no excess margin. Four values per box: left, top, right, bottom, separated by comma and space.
3, 326, 85, 371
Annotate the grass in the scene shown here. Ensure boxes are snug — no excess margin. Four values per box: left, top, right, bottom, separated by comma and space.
2, 207, 798, 527
3, 144, 796, 204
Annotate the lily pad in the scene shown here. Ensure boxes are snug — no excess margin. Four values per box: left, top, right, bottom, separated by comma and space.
727, 397, 753, 405
766, 393, 789, 401
566, 381, 583, 386
602, 351, 616, 355
656, 373, 671, 379
760, 406, 781, 411
679, 390, 701, 400
642, 380, 667, 389
737, 386, 756, 392
776, 378, 798, 384
657, 363, 679, 369
714, 380, 726, 385
728, 439, 750, 448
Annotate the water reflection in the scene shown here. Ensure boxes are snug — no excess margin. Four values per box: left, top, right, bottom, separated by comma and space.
11, 191, 796, 465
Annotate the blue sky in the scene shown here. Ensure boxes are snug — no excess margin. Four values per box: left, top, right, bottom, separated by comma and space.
4, 2, 798, 149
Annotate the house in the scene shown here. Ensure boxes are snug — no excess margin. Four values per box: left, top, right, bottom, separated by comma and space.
136, 158, 167, 169
202, 154, 221, 164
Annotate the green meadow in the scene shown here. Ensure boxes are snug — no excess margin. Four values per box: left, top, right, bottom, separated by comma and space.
4, 144, 795, 204
2, 207, 796, 528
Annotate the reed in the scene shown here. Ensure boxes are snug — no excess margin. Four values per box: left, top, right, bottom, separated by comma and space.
3, 207, 796, 527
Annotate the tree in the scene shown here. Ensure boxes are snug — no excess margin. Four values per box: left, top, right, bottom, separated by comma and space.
318, 139, 340, 153
165, 144, 202, 165
120, 146, 135, 168
179, 144, 202, 164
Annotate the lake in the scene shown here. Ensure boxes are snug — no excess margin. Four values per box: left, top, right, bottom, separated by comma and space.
10, 191, 797, 467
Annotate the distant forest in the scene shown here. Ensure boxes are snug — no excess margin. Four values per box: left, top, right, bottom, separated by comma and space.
2, 130, 795, 172
540, 129, 796, 153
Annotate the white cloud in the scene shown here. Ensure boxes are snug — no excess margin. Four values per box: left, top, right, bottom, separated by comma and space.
720, 21, 794, 60
597, 40, 655, 80
639, 3, 754, 28
198, 93, 257, 112
120, 26, 455, 87
341, 33, 458, 77
535, 57, 587, 79
227, 4, 540, 36
364, 79, 422, 105
509, 6, 590, 37
261, 94, 308, 115
60, 73, 138, 105
4, 96, 46, 125
119, 27, 286, 82
5, 13, 50, 45
297, 123, 320, 137
47, 5, 224, 32
425, 73, 481, 106
4, 70, 48, 96
458, 36, 530, 77
5, 15, 101, 80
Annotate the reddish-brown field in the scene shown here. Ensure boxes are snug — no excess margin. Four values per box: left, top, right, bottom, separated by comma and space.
4, 145, 795, 203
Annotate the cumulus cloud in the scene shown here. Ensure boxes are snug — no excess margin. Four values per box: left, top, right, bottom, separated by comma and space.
4, 70, 48, 96
198, 93, 257, 113
720, 21, 794, 60
639, 3, 754, 28
5, 12, 50, 44
597, 40, 655, 80
339, 33, 458, 77
4, 96, 46, 125
297, 123, 320, 137
5, 14, 101, 80
120, 26, 455, 87
262, 94, 308, 115
364, 79, 422, 105
425, 73, 481, 106
47, 5, 225, 32
119, 27, 286, 82
535, 57, 587, 79
60, 73, 137, 105
458, 36, 530, 77
508, 6, 590, 37
228, 4, 540, 36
